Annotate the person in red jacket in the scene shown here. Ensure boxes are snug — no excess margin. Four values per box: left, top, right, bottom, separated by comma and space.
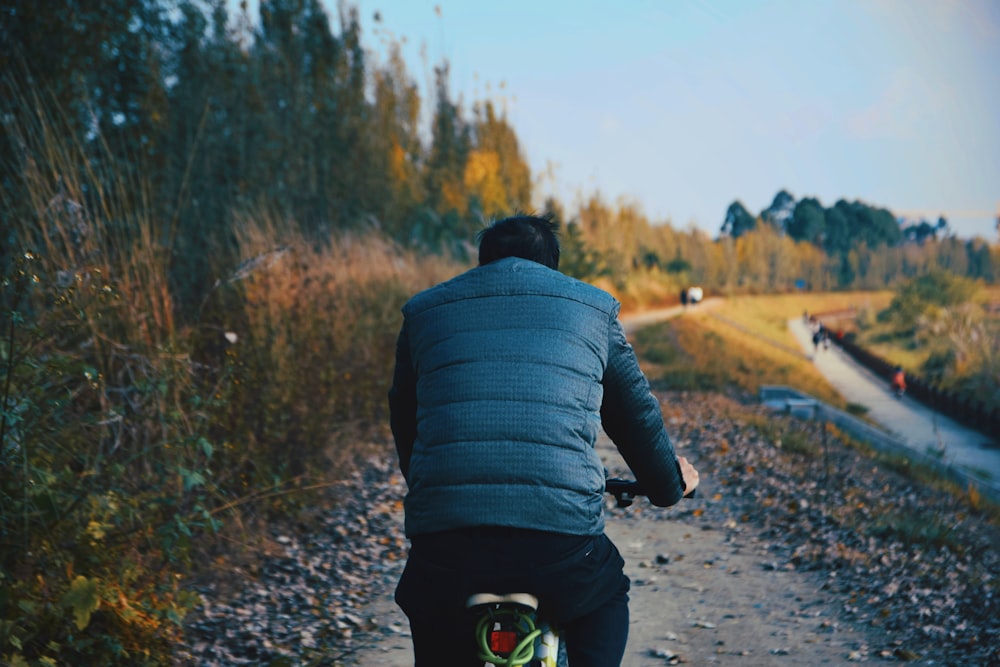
891, 366, 906, 397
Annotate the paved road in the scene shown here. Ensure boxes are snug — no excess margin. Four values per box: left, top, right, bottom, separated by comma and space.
619, 305, 1000, 492
787, 317, 1000, 487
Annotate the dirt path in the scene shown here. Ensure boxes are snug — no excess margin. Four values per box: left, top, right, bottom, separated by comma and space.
179, 308, 995, 666
618, 298, 720, 336
337, 306, 997, 666
343, 432, 887, 667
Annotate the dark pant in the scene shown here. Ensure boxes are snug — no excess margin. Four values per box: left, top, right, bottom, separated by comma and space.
395, 527, 630, 666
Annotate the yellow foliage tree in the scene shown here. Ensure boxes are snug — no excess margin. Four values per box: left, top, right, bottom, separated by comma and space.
463, 149, 507, 217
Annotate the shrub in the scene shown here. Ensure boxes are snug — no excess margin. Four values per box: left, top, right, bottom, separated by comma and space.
1, 237, 208, 666
878, 270, 978, 333
204, 215, 463, 481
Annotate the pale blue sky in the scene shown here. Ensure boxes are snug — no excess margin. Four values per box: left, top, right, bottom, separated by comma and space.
256, 0, 1000, 240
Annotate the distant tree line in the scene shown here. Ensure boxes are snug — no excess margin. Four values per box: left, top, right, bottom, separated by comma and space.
558, 191, 996, 297
723, 189, 904, 254
725, 189, 954, 251
2, 0, 997, 314
716, 191, 995, 289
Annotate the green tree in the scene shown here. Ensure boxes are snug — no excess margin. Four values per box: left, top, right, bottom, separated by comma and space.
933, 237, 970, 276
787, 197, 825, 244
966, 238, 995, 281
425, 63, 471, 222
822, 199, 901, 256
1, 0, 175, 306
823, 204, 852, 259
1, 0, 171, 155
559, 220, 602, 280
721, 200, 756, 237
327, 3, 381, 223
760, 189, 796, 230
370, 45, 425, 237
162, 0, 248, 306
465, 101, 532, 219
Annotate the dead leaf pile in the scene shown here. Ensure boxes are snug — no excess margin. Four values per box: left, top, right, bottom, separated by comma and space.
175, 456, 409, 666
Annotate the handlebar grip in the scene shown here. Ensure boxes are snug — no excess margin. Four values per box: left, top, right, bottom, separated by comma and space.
605, 478, 697, 502
604, 478, 641, 508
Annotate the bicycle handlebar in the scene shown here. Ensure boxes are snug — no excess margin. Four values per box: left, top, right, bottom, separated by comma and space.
604, 478, 642, 507
604, 478, 697, 508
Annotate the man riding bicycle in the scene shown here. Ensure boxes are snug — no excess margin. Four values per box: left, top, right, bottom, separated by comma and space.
388, 213, 700, 666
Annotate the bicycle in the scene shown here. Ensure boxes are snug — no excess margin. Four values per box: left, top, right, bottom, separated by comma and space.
465, 478, 671, 667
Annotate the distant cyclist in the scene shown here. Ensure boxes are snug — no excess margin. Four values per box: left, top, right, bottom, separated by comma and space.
891, 366, 906, 398
389, 213, 699, 666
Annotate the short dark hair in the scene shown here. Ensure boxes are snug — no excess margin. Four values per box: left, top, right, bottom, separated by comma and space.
477, 213, 560, 270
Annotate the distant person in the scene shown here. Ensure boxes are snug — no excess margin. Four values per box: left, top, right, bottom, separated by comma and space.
812, 325, 824, 353
680, 288, 688, 307
891, 366, 906, 398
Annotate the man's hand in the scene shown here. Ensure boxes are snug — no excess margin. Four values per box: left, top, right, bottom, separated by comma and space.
678, 456, 699, 497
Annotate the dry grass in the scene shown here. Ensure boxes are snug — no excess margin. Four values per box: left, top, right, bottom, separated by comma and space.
712, 291, 894, 349
599, 271, 683, 314
0, 80, 468, 665
631, 316, 836, 406
2, 84, 215, 665
212, 214, 463, 478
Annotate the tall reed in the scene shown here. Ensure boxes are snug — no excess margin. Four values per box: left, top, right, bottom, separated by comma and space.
1, 80, 208, 665
211, 212, 462, 480
1, 76, 465, 665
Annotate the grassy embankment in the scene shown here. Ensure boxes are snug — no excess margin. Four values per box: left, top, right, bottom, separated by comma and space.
629, 291, 893, 409
861, 284, 1000, 368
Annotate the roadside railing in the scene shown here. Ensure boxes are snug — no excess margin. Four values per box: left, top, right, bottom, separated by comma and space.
759, 385, 1000, 504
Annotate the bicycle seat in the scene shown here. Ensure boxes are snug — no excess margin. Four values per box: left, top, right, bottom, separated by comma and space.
466, 593, 539, 611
